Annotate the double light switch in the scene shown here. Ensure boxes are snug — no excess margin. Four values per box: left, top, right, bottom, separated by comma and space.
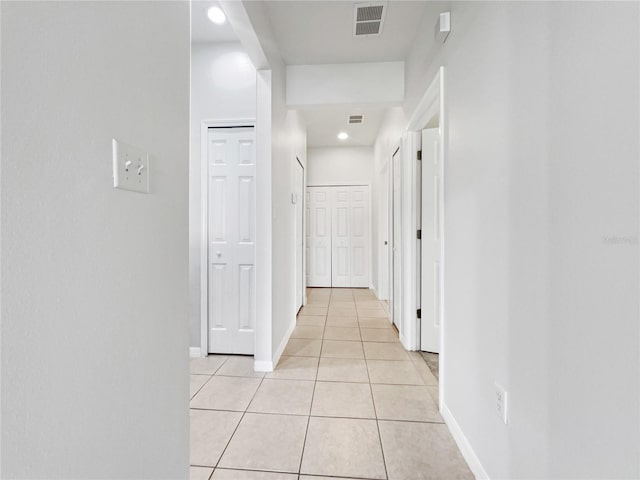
112, 138, 150, 193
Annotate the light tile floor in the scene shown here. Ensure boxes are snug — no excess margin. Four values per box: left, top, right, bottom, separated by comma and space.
190, 288, 473, 480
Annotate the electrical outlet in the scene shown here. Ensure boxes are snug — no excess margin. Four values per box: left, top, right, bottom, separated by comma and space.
495, 383, 508, 424
112, 138, 150, 193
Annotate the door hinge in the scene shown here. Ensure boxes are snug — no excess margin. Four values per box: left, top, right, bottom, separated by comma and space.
417, 309, 422, 319
417, 150, 422, 161
417, 229, 422, 240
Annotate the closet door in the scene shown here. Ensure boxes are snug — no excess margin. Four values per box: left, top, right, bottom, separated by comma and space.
350, 186, 369, 288
331, 187, 351, 287
306, 187, 332, 287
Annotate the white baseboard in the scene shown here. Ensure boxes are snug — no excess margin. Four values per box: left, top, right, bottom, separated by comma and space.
254, 316, 296, 373
441, 403, 489, 480
189, 347, 203, 358
272, 318, 296, 365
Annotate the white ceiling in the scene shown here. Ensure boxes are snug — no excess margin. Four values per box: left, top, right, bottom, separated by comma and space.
261, 1, 433, 146
263, 1, 430, 65
191, 1, 239, 44
303, 106, 387, 148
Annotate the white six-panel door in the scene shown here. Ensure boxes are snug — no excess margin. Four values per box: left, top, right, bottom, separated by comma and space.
420, 128, 440, 353
349, 186, 369, 288
208, 127, 256, 354
331, 187, 351, 287
306, 187, 332, 287
307, 185, 370, 288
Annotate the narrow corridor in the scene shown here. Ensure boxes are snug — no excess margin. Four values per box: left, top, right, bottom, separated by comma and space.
189, 288, 473, 480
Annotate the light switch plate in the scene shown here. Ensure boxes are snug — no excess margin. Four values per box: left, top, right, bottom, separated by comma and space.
112, 138, 149, 193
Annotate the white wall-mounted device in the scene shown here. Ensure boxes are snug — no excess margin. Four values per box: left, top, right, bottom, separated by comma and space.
435, 12, 451, 44
112, 139, 150, 193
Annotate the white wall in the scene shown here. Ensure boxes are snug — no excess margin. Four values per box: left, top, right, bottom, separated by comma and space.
371, 108, 406, 300
1, 2, 190, 477
241, 1, 308, 367
307, 147, 373, 186
380, 2, 639, 478
189, 42, 256, 349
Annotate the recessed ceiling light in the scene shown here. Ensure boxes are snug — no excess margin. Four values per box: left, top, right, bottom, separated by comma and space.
207, 6, 226, 25
337, 132, 349, 140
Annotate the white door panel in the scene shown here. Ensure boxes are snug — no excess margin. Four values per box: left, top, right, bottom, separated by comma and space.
208, 127, 255, 355
391, 149, 402, 328
295, 161, 304, 311
331, 187, 351, 287
307, 187, 332, 287
350, 186, 369, 288
421, 128, 440, 353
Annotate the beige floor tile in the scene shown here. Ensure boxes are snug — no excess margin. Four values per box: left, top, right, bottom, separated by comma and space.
296, 315, 326, 326
328, 307, 358, 316
410, 358, 439, 386
300, 477, 362, 480
357, 308, 388, 318
291, 325, 324, 339
282, 338, 322, 357
326, 315, 359, 327
372, 384, 443, 422
361, 327, 400, 343
329, 296, 354, 302
329, 300, 355, 306
190, 409, 242, 467
190, 375, 210, 399
317, 357, 369, 383
212, 469, 297, 480
311, 381, 375, 418
378, 421, 474, 480
190, 355, 229, 375
363, 342, 410, 360
428, 386, 440, 408
359, 317, 394, 329
190, 376, 262, 411
215, 356, 265, 378
190, 467, 213, 480
219, 413, 308, 473
367, 360, 425, 385
321, 340, 364, 359
266, 355, 318, 380
301, 417, 386, 479
299, 306, 328, 316
248, 379, 315, 415
306, 296, 331, 303
323, 326, 361, 341
355, 300, 384, 308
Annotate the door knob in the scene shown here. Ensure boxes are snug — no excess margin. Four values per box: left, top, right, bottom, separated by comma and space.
216, 251, 222, 257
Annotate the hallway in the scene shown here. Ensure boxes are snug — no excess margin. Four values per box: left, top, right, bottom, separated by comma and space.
189, 288, 472, 480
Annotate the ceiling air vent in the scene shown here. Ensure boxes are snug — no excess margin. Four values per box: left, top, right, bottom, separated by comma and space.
353, 2, 387, 37
348, 115, 364, 124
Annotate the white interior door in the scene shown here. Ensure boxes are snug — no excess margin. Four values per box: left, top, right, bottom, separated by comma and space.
332, 187, 351, 288
208, 126, 255, 354
420, 128, 440, 353
295, 160, 304, 312
391, 148, 402, 328
307, 187, 332, 287
349, 186, 369, 288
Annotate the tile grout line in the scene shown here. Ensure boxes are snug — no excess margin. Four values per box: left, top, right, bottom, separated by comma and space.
297, 288, 329, 476
210, 372, 266, 471
359, 305, 390, 480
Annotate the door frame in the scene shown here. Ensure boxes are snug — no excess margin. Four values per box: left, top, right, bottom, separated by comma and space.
294, 156, 306, 312
389, 147, 401, 330
200, 118, 257, 357
306, 182, 372, 289
403, 67, 446, 401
